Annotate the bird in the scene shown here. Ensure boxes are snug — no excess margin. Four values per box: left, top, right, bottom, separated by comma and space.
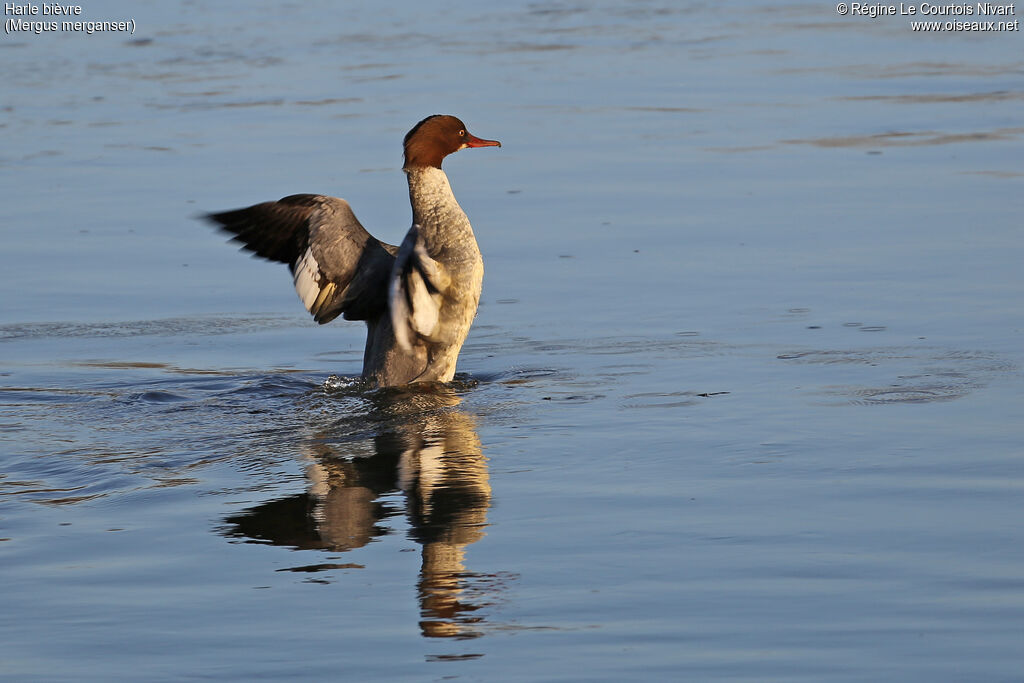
204, 115, 501, 387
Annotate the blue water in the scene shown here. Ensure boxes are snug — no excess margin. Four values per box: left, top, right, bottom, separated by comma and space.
2, 1, 1023, 680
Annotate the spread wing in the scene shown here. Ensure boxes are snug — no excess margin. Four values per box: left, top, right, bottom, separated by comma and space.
205, 194, 398, 324
389, 224, 451, 352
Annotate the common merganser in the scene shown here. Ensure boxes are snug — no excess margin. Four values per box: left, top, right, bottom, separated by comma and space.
205, 115, 500, 386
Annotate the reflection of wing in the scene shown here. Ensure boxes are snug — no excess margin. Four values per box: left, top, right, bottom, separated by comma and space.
389, 224, 451, 351
206, 194, 398, 324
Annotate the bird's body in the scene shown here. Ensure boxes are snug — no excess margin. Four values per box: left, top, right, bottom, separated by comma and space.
205, 115, 500, 386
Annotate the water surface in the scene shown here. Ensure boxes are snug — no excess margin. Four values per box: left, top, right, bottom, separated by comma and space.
2, 1, 1023, 680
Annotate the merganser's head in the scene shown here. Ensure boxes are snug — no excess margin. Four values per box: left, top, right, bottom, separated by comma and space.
403, 115, 500, 170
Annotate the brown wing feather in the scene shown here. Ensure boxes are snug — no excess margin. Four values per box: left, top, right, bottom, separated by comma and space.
207, 194, 320, 265
204, 195, 397, 324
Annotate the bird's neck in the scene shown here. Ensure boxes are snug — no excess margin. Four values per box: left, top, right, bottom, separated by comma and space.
405, 166, 474, 248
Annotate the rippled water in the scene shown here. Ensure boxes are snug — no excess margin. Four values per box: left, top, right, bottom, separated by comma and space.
3, 1, 1023, 680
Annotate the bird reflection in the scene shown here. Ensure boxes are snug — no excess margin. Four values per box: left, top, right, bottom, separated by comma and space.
223, 383, 494, 639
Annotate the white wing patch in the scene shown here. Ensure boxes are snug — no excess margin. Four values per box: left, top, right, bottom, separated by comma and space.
293, 247, 321, 311
294, 245, 342, 323
390, 225, 447, 352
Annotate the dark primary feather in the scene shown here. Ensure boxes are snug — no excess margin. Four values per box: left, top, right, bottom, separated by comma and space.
207, 194, 320, 267
204, 194, 398, 324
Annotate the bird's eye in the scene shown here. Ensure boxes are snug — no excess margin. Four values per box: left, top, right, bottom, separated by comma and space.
458, 130, 466, 137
